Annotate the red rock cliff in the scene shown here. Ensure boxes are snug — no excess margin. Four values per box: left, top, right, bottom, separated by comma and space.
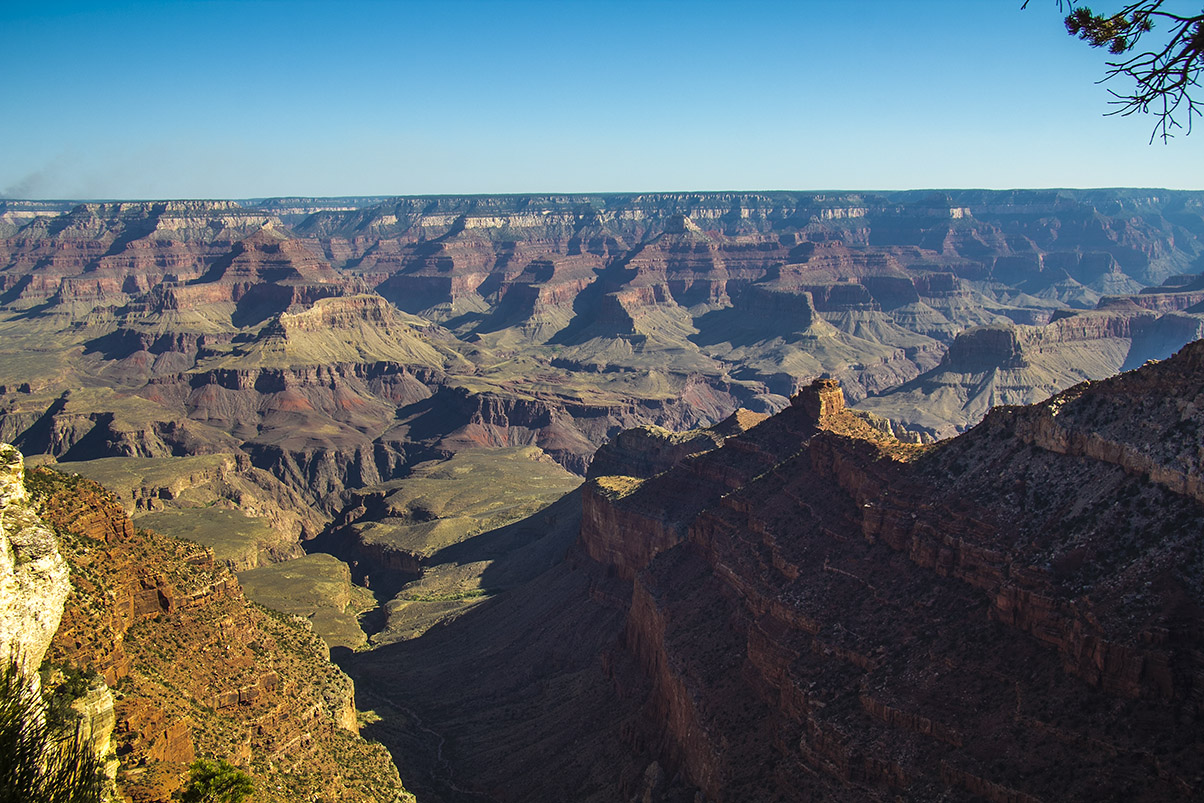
33, 469, 409, 803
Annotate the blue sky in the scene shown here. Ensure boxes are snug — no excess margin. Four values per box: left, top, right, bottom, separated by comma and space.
2, 0, 1201, 198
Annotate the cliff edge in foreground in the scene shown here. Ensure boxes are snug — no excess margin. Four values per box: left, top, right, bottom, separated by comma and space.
20, 455, 410, 803
0, 443, 70, 677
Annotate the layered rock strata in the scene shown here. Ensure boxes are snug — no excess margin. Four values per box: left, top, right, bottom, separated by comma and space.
585, 364, 1204, 800
32, 466, 409, 802
3, 190, 1204, 517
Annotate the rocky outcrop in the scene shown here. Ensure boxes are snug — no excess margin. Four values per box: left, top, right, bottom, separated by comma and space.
1004, 339, 1204, 505
0, 443, 70, 677
69, 681, 120, 784
585, 415, 757, 481
580, 409, 772, 579
1, 444, 118, 789
581, 380, 874, 582
939, 325, 1027, 372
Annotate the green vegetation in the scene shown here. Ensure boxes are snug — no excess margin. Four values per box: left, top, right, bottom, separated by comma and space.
23, 467, 91, 508
58, 454, 232, 499
0, 658, 105, 803
354, 446, 581, 558
39, 662, 101, 733
338, 447, 582, 644
178, 759, 254, 803
592, 474, 645, 500
1025, 1, 1203, 140
238, 553, 369, 650
399, 588, 488, 602
138, 508, 278, 569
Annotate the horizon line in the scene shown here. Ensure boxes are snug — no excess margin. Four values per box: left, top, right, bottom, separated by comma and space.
3, 186, 1203, 205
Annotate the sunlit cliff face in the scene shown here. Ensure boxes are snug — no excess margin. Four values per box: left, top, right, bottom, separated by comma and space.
0, 444, 70, 678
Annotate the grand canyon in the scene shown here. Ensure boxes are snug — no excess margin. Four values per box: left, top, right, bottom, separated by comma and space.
2, 189, 1204, 801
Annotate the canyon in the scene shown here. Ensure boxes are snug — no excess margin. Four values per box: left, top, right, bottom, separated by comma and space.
1, 189, 1203, 800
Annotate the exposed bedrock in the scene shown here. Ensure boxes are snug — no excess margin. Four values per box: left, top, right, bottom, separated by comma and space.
86, 328, 231, 364
428, 378, 750, 476
861, 274, 921, 310
584, 409, 768, 480
938, 309, 1204, 376
580, 383, 837, 581
1102, 288, 1204, 313
0, 201, 275, 307
4, 358, 756, 529
0, 444, 71, 678
376, 272, 488, 316
5, 191, 1204, 458
939, 325, 1026, 372
9, 400, 228, 464
245, 440, 396, 512
732, 285, 819, 330
59, 449, 324, 550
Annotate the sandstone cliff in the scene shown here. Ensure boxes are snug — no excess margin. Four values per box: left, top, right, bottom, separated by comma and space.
602, 364, 1204, 800
2, 443, 117, 789
0, 443, 70, 678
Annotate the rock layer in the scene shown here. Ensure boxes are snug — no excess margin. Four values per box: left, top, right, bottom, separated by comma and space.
0, 443, 70, 677
33, 467, 410, 803
4, 190, 1204, 517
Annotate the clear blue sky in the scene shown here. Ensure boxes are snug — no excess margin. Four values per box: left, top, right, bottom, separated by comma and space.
2, 0, 1201, 198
